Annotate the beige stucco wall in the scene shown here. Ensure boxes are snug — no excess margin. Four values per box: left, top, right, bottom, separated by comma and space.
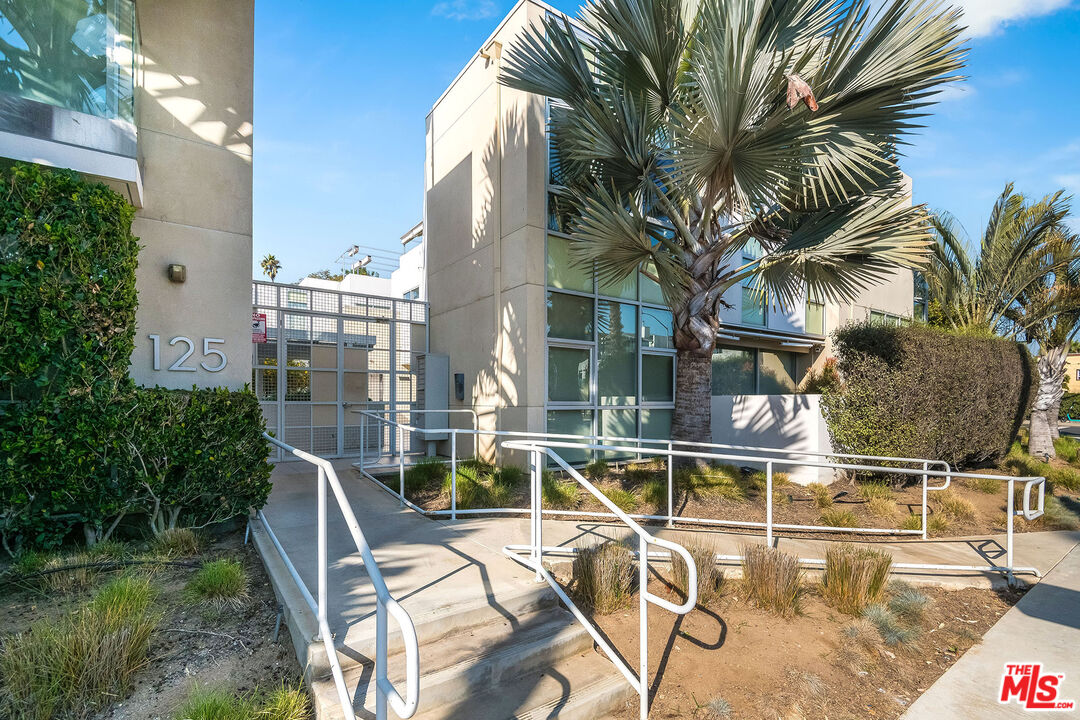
425, 0, 549, 456
127, 0, 254, 390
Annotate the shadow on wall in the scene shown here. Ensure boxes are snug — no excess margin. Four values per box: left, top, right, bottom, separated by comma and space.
427, 94, 534, 463
712, 394, 833, 484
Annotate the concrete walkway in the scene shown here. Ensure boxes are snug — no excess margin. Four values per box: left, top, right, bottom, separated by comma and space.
257, 460, 1077, 652
903, 544, 1080, 718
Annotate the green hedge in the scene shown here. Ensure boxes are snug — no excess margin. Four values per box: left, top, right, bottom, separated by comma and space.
0, 165, 271, 551
0, 164, 139, 403
821, 323, 1034, 470
1061, 393, 1080, 422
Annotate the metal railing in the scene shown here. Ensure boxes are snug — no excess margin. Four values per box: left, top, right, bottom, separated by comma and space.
500, 440, 697, 720
258, 433, 420, 720
357, 412, 952, 538
357, 415, 1047, 581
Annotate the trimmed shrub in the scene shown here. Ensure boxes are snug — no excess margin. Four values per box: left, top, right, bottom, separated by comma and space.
821, 322, 1034, 470
573, 542, 635, 614
0, 165, 271, 551
740, 545, 802, 617
1060, 393, 1080, 422
820, 544, 892, 615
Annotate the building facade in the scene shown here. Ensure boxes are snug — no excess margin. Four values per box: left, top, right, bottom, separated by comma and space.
0, 0, 254, 390
424, 0, 918, 460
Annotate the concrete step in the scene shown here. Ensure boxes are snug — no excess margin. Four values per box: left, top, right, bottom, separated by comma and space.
406, 649, 635, 720
320, 581, 560, 679
338, 607, 595, 714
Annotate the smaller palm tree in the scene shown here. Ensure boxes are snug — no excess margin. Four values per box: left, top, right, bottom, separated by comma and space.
260, 254, 281, 283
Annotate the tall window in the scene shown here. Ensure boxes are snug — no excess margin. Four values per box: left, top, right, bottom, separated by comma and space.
741, 239, 766, 326
711, 345, 799, 395
805, 289, 825, 335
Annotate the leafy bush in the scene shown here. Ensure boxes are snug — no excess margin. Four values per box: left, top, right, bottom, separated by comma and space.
0, 575, 160, 719
573, 542, 635, 614
1060, 393, 1080, 422
820, 544, 891, 615
822, 322, 1035, 469
672, 540, 724, 606
185, 559, 249, 607
0, 165, 271, 551
0, 164, 139, 403
740, 545, 802, 617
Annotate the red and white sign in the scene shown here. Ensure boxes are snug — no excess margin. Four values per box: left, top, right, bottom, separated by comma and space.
1000, 664, 1075, 711
252, 312, 267, 344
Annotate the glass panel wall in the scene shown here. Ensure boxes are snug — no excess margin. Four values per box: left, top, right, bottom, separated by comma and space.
0, 0, 138, 122
759, 350, 797, 394
642, 354, 674, 402
805, 297, 825, 335
547, 409, 593, 465
711, 346, 756, 395
597, 300, 637, 405
547, 292, 593, 340
547, 235, 591, 292
548, 346, 590, 402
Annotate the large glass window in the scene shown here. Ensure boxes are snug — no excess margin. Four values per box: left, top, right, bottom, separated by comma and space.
597, 300, 637, 404
711, 346, 756, 395
547, 409, 593, 464
547, 292, 593, 340
759, 350, 797, 394
0, 0, 138, 122
741, 239, 766, 327
805, 289, 824, 335
640, 262, 666, 305
548, 346, 590, 403
640, 408, 672, 439
599, 272, 638, 300
642, 354, 674, 402
641, 307, 674, 349
600, 408, 637, 459
547, 235, 592, 292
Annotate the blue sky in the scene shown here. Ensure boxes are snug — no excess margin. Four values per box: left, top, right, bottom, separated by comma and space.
252, 0, 1080, 281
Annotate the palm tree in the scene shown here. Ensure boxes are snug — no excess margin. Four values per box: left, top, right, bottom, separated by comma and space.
923, 185, 1072, 335
923, 187, 1080, 459
1006, 235, 1080, 458
260, 254, 281, 283
501, 0, 966, 449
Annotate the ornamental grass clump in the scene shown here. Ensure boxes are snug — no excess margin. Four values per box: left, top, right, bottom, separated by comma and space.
402, 457, 447, 495
740, 545, 802, 617
820, 544, 892, 615
184, 559, 249, 608
676, 465, 745, 502
672, 540, 724, 606
601, 487, 638, 513
0, 575, 160, 720
807, 483, 833, 509
573, 542, 635, 614
820, 508, 859, 528
541, 471, 580, 509
151, 527, 201, 558
936, 489, 976, 520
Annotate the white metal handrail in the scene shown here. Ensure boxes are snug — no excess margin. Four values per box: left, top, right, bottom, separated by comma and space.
356, 407, 479, 468
500, 440, 697, 720
358, 412, 951, 538
358, 415, 1046, 581
260, 433, 419, 720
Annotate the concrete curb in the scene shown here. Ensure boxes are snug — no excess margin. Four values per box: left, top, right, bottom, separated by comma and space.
248, 517, 332, 683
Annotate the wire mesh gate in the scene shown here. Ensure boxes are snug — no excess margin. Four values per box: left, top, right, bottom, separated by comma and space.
251, 281, 429, 461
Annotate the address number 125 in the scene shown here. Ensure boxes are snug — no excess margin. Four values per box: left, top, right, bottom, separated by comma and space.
148, 335, 228, 373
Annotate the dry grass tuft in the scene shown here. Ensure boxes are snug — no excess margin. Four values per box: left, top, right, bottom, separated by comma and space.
857, 481, 893, 501
573, 542, 636, 614
671, 540, 724, 606
820, 543, 892, 615
936, 490, 976, 520
866, 496, 897, 518
819, 508, 859, 528
962, 475, 1000, 494
807, 483, 833, 509
740, 544, 802, 617
151, 528, 201, 558
0, 575, 160, 720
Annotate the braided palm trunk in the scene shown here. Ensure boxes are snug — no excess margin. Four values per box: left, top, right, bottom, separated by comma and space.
1029, 345, 1069, 459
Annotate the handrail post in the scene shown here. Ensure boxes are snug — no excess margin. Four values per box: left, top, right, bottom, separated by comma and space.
667, 441, 674, 528
638, 533, 648, 720
765, 461, 773, 548
376, 601, 388, 720
1007, 478, 1015, 585
317, 466, 328, 641
398, 423, 405, 507
921, 461, 929, 540
532, 448, 543, 582
359, 412, 365, 471
450, 431, 457, 521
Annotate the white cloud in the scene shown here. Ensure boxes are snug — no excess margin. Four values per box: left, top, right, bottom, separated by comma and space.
954, 0, 1073, 37
431, 0, 499, 21
1055, 174, 1080, 196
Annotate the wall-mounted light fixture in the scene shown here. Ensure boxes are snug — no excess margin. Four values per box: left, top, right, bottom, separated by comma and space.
167, 263, 186, 283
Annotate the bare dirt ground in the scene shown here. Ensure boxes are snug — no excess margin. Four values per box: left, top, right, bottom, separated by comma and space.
585, 576, 1023, 720
0, 529, 308, 720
